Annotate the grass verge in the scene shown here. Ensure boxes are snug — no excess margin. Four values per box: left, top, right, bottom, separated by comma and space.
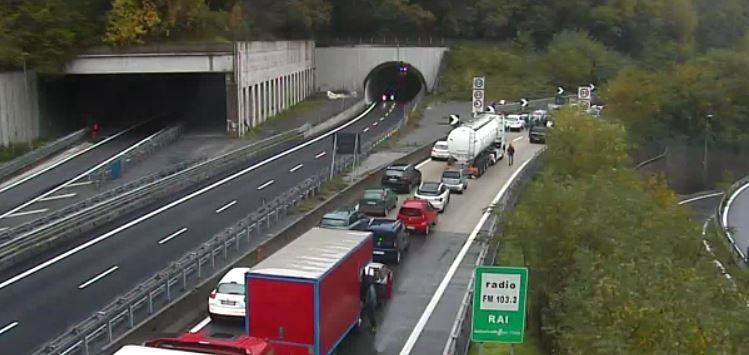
291, 174, 350, 213
242, 93, 328, 139
0, 139, 48, 163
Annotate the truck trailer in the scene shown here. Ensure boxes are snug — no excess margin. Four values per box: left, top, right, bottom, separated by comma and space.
245, 227, 374, 355
446, 113, 506, 177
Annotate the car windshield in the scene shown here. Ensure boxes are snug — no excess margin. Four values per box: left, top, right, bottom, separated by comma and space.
363, 190, 383, 200
434, 142, 448, 150
217, 283, 244, 295
385, 169, 404, 177
321, 217, 348, 227
400, 207, 422, 216
418, 183, 440, 195
442, 171, 461, 179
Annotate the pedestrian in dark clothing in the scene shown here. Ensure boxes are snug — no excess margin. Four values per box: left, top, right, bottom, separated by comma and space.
360, 271, 377, 332
507, 144, 515, 166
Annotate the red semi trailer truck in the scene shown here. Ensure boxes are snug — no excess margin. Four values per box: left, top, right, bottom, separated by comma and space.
245, 227, 374, 355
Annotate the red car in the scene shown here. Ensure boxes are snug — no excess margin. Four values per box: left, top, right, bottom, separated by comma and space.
397, 198, 439, 234
141, 331, 273, 355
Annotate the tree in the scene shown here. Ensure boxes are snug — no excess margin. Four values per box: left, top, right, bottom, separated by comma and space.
603, 68, 668, 140
104, 0, 161, 45
541, 31, 625, 90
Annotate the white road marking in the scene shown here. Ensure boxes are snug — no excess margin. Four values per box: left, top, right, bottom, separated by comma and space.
66, 181, 93, 187
678, 192, 724, 205
0, 125, 140, 195
0, 103, 378, 291
363, 127, 370, 133
190, 317, 211, 333
0, 228, 7, 232
0, 127, 168, 220
157, 227, 189, 245
380, 117, 385, 121
315, 151, 327, 159
722, 183, 749, 259
0, 321, 19, 336
78, 265, 119, 289
289, 164, 304, 173
257, 180, 275, 191
4, 208, 49, 218
215, 200, 237, 214
399, 152, 539, 355
513, 136, 524, 143
415, 157, 431, 169
38, 193, 77, 202
373, 122, 379, 126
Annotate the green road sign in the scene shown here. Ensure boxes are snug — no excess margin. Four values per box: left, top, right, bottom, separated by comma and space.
471, 266, 528, 343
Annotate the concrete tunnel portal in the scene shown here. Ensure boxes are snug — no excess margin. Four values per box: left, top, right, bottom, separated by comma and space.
364, 61, 426, 104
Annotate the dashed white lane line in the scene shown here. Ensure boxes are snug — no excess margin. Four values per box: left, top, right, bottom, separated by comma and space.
66, 181, 93, 187
257, 179, 275, 191
315, 151, 327, 159
513, 136, 524, 143
0, 228, 7, 232
38, 193, 77, 202
190, 317, 211, 333
380, 117, 385, 121
363, 127, 370, 133
78, 266, 119, 289
373, 122, 379, 126
0, 321, 19, 336
289, 164, 304, 173
215, 200, 237, 214
4, 208, 48, 218
678, 192, 724, 205
157, 227, 189, 245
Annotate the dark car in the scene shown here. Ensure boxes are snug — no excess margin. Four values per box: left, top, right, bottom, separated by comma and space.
358, 188, 398, 216
353, 218, 410, 264
381, 163, 422, 194
319, 208, 370, 230
529, 125, 547, 144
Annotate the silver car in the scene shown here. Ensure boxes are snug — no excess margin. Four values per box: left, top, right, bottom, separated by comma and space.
441, 169, 468, 194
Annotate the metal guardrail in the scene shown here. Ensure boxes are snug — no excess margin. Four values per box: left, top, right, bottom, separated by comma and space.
716, 175, 749, 263
443, 149, 546, 355
33, 108, 409, 355
315, 36, 449, 47
0, 126, 309, 271
0, 128, 87, 181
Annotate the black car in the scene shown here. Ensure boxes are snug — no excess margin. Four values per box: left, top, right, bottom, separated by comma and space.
529, 125, 547, 144
353, 218, 410, 264
381, 163, 422, 193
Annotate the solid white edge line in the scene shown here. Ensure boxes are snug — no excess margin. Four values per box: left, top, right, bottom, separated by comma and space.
38, 193, 77, 202
399, 154, 537, 355
0, 321, 19, 336
158, 227, 189, 245
257, 179, 275, 191
190, 317, 212, 333
415, 158, 431, 169
78, 265, 119, 289
0, 125, 140, 194
215, 200, 238, 214
723, 183, 749, 230
0, 103, 377, 291
66, 181, 93, 187
0, 227, 7, 232
4, 208, 49, 218
289, 164, 304, 173
0, 127, 168, 219
678, 192, 724, 205
315, 151, 327, 159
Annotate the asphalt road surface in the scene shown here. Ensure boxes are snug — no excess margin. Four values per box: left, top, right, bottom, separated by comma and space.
0, 102, 401, 354
189, 130, 542, 355
725, 184, 749, 257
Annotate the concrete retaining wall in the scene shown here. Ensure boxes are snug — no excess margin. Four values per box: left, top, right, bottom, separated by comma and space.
0, 72, 39, 147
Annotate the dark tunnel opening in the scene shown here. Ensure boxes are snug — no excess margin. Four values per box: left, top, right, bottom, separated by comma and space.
364, 62, 425, 104
39, 73, 227, 136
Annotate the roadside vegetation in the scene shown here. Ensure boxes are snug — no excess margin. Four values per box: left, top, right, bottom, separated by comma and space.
491, 109, 749, 354
0, 139, 47, 164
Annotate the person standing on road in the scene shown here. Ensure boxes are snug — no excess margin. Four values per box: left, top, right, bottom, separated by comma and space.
507, 143, 515, 166
360, 270, 378, 333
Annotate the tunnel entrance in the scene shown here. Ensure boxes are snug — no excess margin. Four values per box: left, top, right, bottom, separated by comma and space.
39, 73, 227, 136
364, 62, 425, 104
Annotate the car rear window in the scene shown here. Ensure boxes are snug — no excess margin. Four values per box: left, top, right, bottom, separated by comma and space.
321, 217, 348, 227
374, 232, 397, 247
442, 171, 460, 179
217, 283, 244, 295
400, 207, 422, 216
434, 142, 448, 149
385, 169, 404, 177
363, 190, 383, 199
418, 183, 440, 195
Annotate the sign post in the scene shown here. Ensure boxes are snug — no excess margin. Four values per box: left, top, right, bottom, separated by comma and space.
472, 266, 529, 345
472, 76, 486, 116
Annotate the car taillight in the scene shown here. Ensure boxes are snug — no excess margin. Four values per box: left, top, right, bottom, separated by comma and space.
209, 290, 217, 299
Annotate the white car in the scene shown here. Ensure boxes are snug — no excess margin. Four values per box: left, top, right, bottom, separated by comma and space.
208, 267, 250, 319
414, 182, 450, 212
431, 140, 450, 160
505, 115, 525, 131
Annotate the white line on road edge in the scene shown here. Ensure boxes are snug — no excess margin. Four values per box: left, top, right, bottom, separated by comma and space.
0, 127, 168, 220
190, 317, 211, 333
215, 200, 237, 214
315, 151, 327, 159
38, 193, 77, 202
0, 125, 140, 195
78, 266, 119, 289
513, 136, 524, 143
4, 208, 49, 218
257, 180, 275, 191
399, 154, 537, 355
0, 228, 7, 232
415, 157, 431, 169
66, 181, 93, 187
158, 227, 189, 245
0, 103, 379, 291
289, 164, 304, 173
678, 192, 724, 205
0, 321, 19, 336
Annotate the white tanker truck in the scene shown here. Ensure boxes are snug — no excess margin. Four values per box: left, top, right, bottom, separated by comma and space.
446, 113, 507, 178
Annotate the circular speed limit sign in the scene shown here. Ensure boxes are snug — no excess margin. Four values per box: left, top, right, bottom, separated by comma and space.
473, 77, 485, 89
473, 90, 484, 100
473, 99, 483, 108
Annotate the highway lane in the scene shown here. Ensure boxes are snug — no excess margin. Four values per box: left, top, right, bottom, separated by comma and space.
0, 121, 164, 219
0, 102, 402, 354
725, 184, 749, 259
190, 131, 540, 355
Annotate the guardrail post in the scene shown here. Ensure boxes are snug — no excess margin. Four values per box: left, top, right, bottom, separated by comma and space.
148, 291, 154, 314
165, 278, 171, 300
108, 319, 114, 342
182, 266, 188, 291
128, 304, 135, 328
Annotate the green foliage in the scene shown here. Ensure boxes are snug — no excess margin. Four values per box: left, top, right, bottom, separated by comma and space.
501, 110, 749, 354
541, 31, 626, 91
104, 0, 161, 45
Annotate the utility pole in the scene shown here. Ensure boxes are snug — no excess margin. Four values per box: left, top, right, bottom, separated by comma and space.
704, 114, 714, 188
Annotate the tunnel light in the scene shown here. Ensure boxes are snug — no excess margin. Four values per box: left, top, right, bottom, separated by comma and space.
390, 94, 395, 101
